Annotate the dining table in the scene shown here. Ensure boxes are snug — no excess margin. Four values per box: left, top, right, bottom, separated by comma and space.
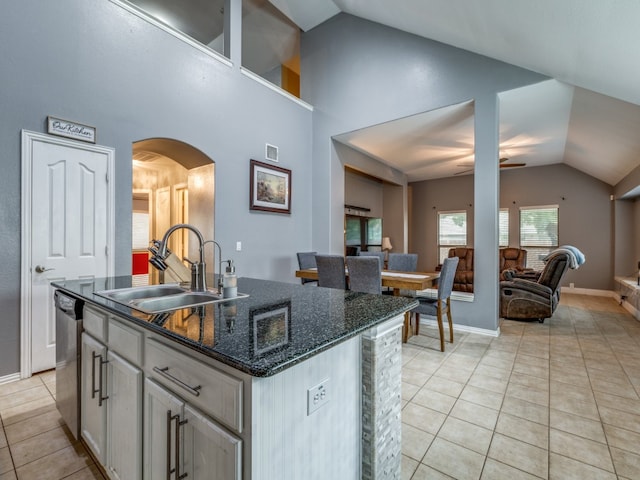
295, 268, 440, 342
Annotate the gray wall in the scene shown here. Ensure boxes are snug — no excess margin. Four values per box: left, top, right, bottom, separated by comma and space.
302, 14, 548, 331
0, 0, 313, 376
411, 164, 613, 292
344, 170, 384, 218
410, 175, 475, 272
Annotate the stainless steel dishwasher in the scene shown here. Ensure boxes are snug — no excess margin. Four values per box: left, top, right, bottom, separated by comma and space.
54, 290, 84, 440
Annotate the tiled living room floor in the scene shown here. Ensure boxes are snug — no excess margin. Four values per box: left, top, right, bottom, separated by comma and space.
1, 293, 639, 479
402, 293, 640, 479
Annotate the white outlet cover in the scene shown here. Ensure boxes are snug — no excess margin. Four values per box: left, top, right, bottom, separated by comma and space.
307, 378, 330, 415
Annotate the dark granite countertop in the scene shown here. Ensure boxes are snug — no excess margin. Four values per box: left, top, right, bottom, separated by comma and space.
53, 276, 417, 377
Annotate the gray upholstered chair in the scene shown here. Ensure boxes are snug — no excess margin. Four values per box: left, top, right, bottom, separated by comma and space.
382, 252, 419, 295
346, 256, 382, 294
359, 251, 385, 269
388, 253, 418, 272
315, 255, 346, 290
500, 246, 585, 322
296, 251, 318, 285
409, 256, 459, 350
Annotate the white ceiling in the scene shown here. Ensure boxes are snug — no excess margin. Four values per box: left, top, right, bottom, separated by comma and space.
280, 0, 640, 186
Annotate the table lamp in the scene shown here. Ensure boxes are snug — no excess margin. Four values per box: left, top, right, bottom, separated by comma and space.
382, 237, 392, 264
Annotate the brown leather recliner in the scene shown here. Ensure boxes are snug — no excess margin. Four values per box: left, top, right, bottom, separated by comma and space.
444, 247, 474, 293
500, 249, 577, 322
499, 248, 528, 280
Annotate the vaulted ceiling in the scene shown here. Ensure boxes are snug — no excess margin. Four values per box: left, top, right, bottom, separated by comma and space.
277, 0, 640, 186
127, 0, 640, 186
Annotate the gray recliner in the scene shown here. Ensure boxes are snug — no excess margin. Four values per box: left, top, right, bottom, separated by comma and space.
500, 246, 585, 322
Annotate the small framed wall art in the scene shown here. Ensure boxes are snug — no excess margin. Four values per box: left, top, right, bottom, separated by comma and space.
249, 159, 291, 214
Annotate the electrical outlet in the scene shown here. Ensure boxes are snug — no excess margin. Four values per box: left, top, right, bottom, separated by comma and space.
307, 379, 330, 415
236, 241, 242, 251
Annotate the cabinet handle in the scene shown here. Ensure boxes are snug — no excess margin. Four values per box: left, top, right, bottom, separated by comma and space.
91, 351, 99, 399
174, 413, 188, 479
166, 410, 175, 480
153, 366, 202, 397
166, 410, 188, 480
97, 354, 109, 407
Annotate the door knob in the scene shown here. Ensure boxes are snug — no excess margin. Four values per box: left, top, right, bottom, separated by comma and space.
35, 265, 55, 273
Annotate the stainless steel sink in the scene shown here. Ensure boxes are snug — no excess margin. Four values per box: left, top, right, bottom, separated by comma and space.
96, 284, 188, 302
95, 284, 248, 314
132, 292, 223, 313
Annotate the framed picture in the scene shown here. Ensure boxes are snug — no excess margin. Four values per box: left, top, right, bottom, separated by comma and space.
250, 159, 291, 214
250, 301, 292, 356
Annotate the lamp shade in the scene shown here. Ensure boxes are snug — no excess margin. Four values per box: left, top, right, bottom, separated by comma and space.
382, 237, 392, 251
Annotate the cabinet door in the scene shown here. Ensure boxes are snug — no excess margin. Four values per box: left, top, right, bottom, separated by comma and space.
81, 332, 107, 463
144, 378, 184, 480
106, 350, 143, 480
183, 404, 242, 480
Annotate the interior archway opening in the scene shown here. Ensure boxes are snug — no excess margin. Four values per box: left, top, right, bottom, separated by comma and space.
131, 138, 215, 286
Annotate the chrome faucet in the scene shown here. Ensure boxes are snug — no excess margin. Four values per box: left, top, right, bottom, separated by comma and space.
149, 224, 208, 292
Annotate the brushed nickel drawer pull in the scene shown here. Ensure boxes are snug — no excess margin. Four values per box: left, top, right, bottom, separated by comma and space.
153, 366, 202, 397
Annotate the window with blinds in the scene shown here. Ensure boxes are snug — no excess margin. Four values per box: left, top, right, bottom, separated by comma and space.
519, 205, 559, 270
438, 211, 467, 263
499, 209, 509, 247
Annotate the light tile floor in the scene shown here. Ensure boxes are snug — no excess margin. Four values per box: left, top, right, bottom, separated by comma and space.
402, 293, 640, 479
1, 293, 639, 479
0, 370, 105, 479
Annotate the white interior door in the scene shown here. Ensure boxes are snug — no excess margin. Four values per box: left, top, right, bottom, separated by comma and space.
22, 131, 113, 375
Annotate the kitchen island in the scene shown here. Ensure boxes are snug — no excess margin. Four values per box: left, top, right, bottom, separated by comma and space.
53, 276, 417, 480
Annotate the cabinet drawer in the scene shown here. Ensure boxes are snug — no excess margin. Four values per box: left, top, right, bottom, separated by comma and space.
146, 339, 243, 433
108, 318, 143, 366
83, 306, 107, 342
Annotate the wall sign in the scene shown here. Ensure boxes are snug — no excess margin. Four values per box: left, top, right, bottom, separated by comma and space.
47, 116, 96, 143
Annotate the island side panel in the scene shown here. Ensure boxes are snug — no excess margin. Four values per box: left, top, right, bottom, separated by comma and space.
362, 314, 404, 480
250, 335, 362, 479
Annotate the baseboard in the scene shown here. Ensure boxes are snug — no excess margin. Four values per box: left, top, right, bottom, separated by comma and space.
561, 286, 614, 297
418, 318, 500, 337
0, 372, 21, 385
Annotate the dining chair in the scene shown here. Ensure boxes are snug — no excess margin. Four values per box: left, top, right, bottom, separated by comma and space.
409, 256, 459, 351
315, 255, 347, 289
296, 251, 318, 285
346, 256, 382, 294
387, 253, 418, 272
383, 253, 418, 295
359, 251, 386, 270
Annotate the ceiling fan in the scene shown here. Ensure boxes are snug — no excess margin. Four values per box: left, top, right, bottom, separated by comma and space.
455, 157, 526, 175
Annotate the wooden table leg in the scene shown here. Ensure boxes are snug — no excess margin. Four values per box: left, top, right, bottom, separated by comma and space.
396, 288, 415, 343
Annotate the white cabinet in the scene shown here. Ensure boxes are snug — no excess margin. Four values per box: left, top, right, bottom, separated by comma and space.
80, 308, 143, 480
144, 352, 242, 480
81, 332, 107, 463
106, 350, 143, 480
143, 378, 184, 480
183, 403, 242, 480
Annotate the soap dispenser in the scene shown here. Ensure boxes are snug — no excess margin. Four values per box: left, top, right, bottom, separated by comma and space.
223, 260, 237, 298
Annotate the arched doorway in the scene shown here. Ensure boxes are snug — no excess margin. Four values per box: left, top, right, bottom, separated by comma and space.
132, 138, 215, 285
